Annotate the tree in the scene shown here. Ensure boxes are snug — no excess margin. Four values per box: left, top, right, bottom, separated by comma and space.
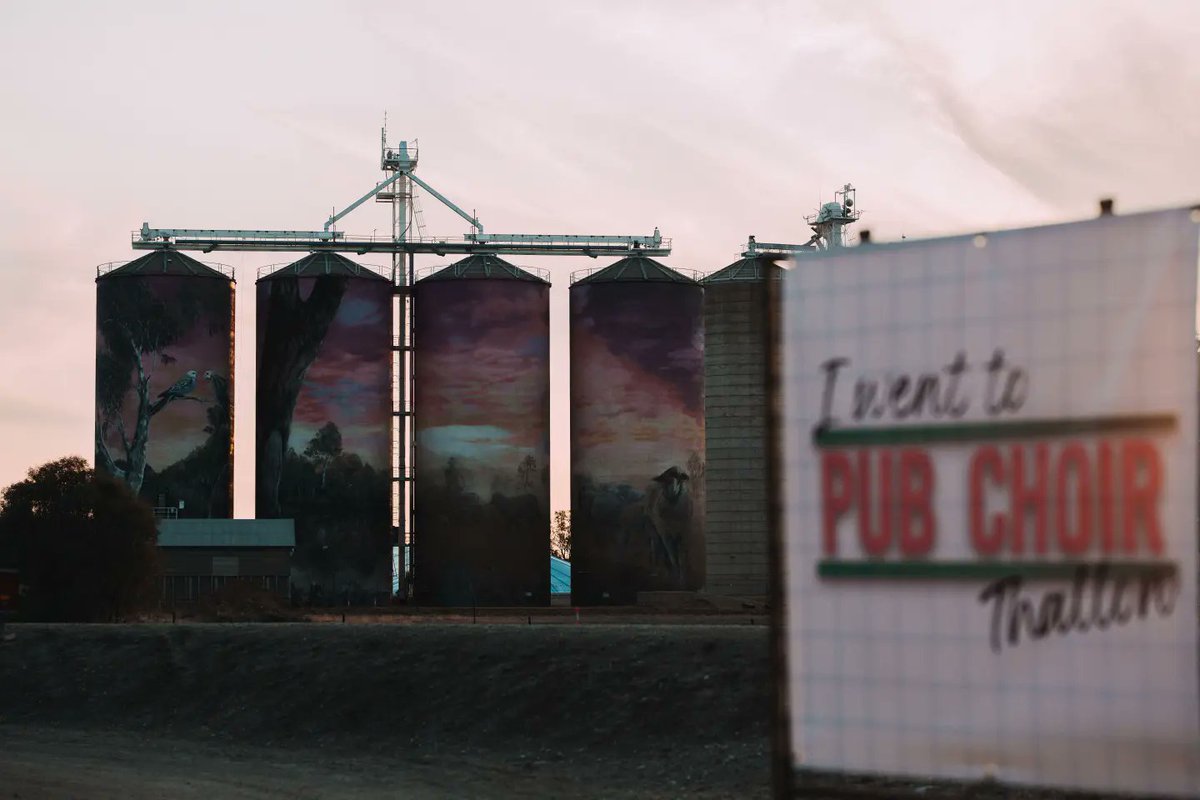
95, 280, 189, 495
0, 457, 161, 621
304, 422, 343, 489
256, 275, 348, 517
517, 454, 537, 490
444, 457, 468, 495
551, 509, 572, 560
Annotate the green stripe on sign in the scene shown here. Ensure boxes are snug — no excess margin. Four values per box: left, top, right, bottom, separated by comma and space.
816, 559, 1178, 581
812, 413, 1176, 448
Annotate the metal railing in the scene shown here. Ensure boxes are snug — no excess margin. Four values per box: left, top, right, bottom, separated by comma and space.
317, 232, 465, 246
96, 260, 236, 279
413, 264, 551, 282
133, 227, 340, 244
466, 232, 670, 248
569, 265, 703, 285
255, 260, 391, 281
131, 229, 672, 257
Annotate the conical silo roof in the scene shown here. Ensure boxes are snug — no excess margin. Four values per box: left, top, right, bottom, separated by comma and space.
420, 254, 549, 284
573, 255, 697, 285
258, 252, 389, 281
702, 254, 784, 284
97, 251, 230, 281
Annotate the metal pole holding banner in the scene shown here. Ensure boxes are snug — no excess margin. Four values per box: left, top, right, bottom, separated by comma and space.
765, 254, 791, 798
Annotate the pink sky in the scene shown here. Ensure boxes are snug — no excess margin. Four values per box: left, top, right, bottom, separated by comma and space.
0, 1, 1198, 517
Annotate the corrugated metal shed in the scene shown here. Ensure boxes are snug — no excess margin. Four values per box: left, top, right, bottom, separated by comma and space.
258, 252, 389, 281
97, 251, 230, 280
573, 255, 697, 285
420, 254, 548, 284
158, 519, 295, 548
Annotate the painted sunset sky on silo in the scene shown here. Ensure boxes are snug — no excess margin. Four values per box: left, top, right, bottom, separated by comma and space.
415, 282, 550, 498
570, 284, 704, 481
414, 278, 550, 605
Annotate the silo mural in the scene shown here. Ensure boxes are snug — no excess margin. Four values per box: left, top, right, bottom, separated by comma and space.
256, 253, 392, 602
413, 255, 550, 606
570, 256, 705, 605
702, 255, 782, 598
94, 251, 234, 518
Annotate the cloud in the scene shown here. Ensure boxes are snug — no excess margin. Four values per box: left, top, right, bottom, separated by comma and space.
415, 342, 549, 443
336, 295, 386, 327
856, 5, 1200, 211
418, 424, 527, 462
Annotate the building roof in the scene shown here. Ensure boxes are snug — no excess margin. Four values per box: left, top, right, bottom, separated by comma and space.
258, 253, 390, 281
419, 254, 549, 284
97, 251, 232, 281
702, 254, 785, 283
157, 519, 296, 548
550, 556, 571, 595
572, 255, 698, 285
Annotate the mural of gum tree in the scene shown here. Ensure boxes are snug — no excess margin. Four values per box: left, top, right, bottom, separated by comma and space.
413, 255, 551, 607
256, 253, 392, 603
570, 257, 705, 605
94, 252, 235, 518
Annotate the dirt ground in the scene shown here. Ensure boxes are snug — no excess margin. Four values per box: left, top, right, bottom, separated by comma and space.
0, 622, 771, 799
0, 621, 1169, 799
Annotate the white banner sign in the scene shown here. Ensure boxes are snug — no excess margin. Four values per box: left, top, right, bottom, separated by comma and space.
782, 209, 1199, 796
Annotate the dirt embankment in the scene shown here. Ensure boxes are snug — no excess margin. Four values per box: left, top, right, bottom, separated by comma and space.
0, 623, 771, 798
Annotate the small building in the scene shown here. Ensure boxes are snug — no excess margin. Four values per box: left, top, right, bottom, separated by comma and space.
158, 519, 295, 603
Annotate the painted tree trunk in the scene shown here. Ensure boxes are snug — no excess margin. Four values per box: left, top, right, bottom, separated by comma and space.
255, 275, 347, 517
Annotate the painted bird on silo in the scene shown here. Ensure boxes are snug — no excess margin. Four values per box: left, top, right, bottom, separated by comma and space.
204, 370, 229, 410
150, 370, 197, 416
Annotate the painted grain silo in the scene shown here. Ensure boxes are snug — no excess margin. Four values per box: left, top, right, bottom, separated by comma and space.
256, 253, 393, 603
413, 255, 551, 606
701, 254, 782, 599
570, 256, 705, 605
95, 251, 235, 518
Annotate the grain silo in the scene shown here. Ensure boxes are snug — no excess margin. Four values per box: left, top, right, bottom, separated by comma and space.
700, 254, 782, 599
256, 253, 393, 603
570, 255, 705, 605
95, 251, 235, 518
413, 255, 551, 606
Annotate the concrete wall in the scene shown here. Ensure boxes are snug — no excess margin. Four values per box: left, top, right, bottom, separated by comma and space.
703, 282, 770, 597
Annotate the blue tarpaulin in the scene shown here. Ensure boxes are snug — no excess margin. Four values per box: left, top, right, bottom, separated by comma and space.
550, 556, 571, 595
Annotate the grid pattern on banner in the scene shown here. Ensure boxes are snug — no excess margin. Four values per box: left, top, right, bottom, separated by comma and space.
781, 209, 1200, 797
